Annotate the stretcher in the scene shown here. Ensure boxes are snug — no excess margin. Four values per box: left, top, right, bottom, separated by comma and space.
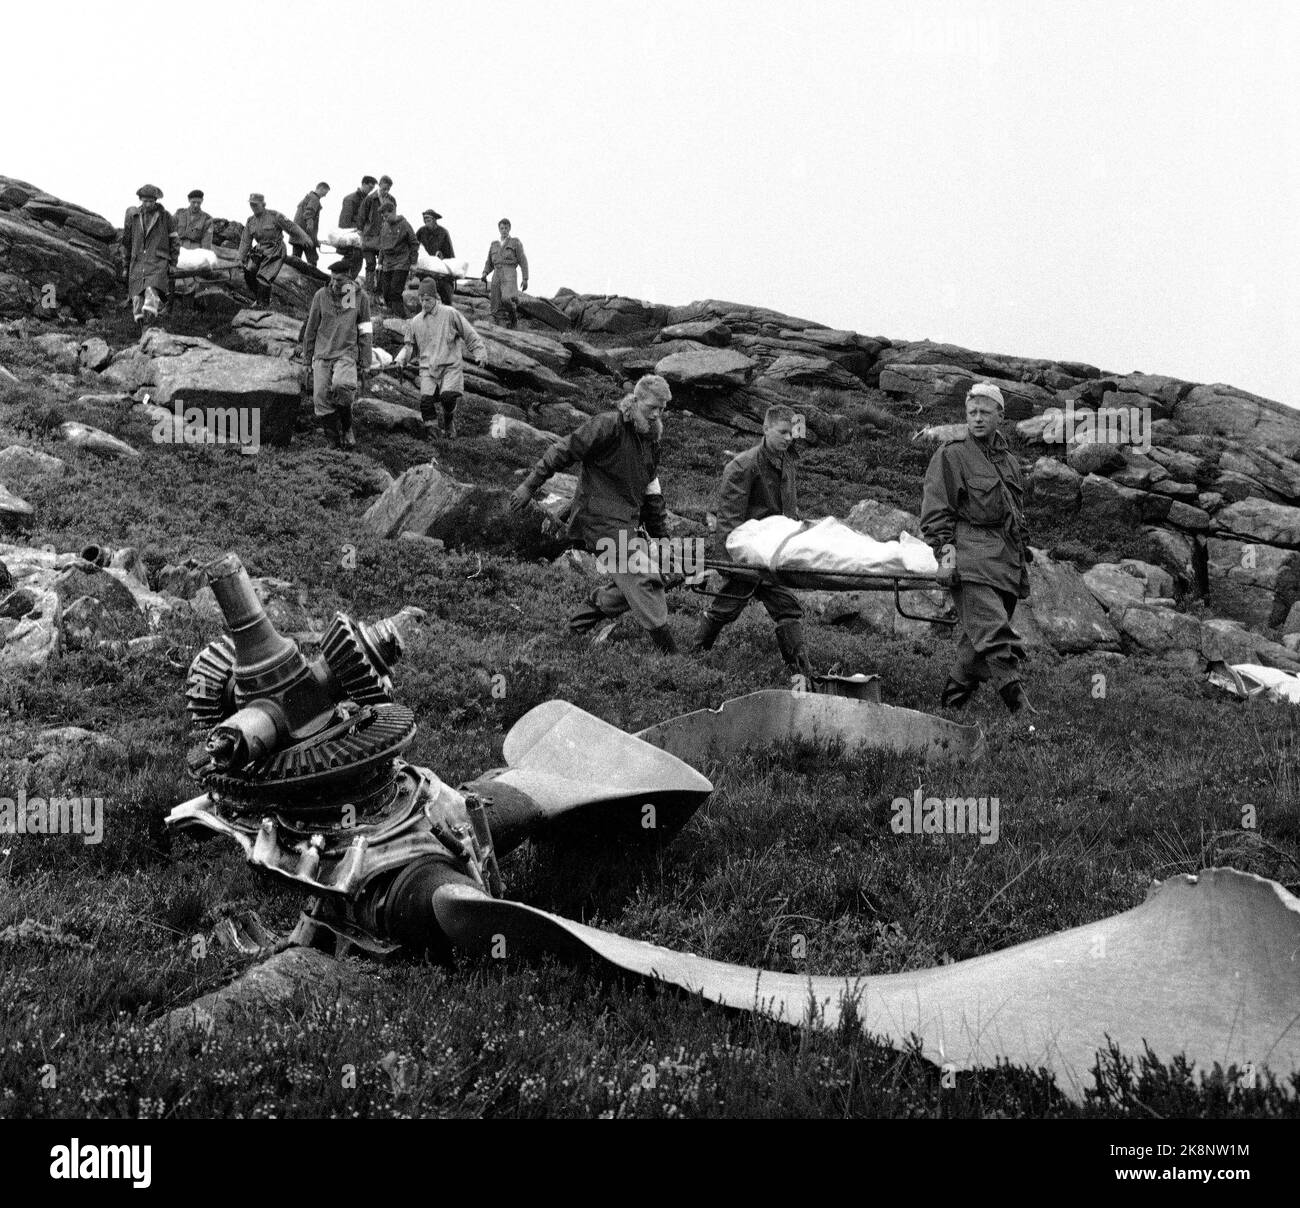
688, 558, 955, 625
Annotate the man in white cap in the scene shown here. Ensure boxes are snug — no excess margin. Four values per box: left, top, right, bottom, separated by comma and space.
921, 382, 1035, 713
121, 184, 179, 329
508, 374, 679, 654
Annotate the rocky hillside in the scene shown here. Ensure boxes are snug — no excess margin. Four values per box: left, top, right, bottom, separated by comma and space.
1, 174, 1299, 683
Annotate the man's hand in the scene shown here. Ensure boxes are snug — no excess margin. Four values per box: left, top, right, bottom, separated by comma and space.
508, 484, 535, 514
935, 564, 957, 589
520, 281, 528, 292
481, 274, 489, 284
475, 354, 487, 368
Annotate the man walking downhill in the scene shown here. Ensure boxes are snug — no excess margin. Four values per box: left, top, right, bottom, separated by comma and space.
508, 375, 679, 655
171, 189, 212, 315
238, 193, 313, 307
301, 261, 373, 450
394, 278, 487, 438
357, 174, 395, 294
693, 404, 813, 678
377, 200, 417, 317
292, 182, 330, 266
416, 208, 457, 306
336, 174, 375, 278
481, 218, 528, 327
122, 184, 179, 330
920, 382, 1036, 714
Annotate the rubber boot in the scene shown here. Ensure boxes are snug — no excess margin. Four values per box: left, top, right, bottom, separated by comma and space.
419, 394, 442, 437
648, 624, 678, 655
941, 677, 977, 709
693, 614, 726, 652
320, 412, 343, 449
998, 680, 1038, 715
774, 619, 812, 678
338, 403, 357, 447
441, 393, 459, 439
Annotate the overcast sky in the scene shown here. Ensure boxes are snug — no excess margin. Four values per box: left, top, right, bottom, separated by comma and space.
8, 0, 1297, 403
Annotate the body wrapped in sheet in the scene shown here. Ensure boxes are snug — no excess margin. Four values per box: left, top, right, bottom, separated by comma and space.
416, 249, 469, 277
326, 228, 363, 248
726, 515, 939, 577
175, 247, 219, 271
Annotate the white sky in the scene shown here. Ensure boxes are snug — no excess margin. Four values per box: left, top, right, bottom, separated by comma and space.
8, 0, 1298, 403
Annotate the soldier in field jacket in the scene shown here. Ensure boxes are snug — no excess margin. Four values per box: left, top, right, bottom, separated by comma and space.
920, 382, 1035, 714
693, 403, 811, 677
508, 375, 678, 654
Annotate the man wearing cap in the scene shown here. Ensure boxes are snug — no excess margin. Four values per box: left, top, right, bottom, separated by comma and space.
301, 261, 374, 450
393, 278, 487, 438
508, 375, 679, 654
336, 175, 376, 277
237, 194, 312, 307
357, 175, 395, 294
377, 200, 417, 317
692, 403, 812, 677
481, 218, 528, 328
416, 209, 456, 306
292, 182, 330, 267
171, 189, 213, 313
921, 382, 1035, 714
121, 184, 179, 329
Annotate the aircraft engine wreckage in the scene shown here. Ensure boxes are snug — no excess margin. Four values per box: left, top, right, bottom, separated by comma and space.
165, 554, 1300, 1099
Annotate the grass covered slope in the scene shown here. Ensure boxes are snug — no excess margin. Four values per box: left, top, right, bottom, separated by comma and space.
0, 311, 1298, 1118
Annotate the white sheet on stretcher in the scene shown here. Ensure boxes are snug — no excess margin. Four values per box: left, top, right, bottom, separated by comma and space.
726, 515, 939, 577
325, 227, 363, 248
176, 247, 218, 271
416, 250, 469, 277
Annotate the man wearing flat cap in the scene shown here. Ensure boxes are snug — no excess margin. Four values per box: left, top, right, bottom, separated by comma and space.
509, 374, 680, 655
416, 209, 457, 306
301, 261, 374, 450
237, 193, 312, 307
172, 190, 213, 313
393, 278, 487, 438
121, 184, 179, 329
921, 382, 1035, 714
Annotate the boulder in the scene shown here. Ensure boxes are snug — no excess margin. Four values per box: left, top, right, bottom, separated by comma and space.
1081, 563, 1147, 613
1080, 474, 1144, 525
33, 332, 81, 371
51, 564, 144, 618
0, 585, 61, 671
1140, 526, 1197, 587
656, 319, 731, 347
914, 423, 968, 445
758, 354, 862, 392
78, 337, 112, 372
655, 347, 755, 390
1117, 559, 1175, 600
0, 587, 34, 618
1164, 501, 1212, 532
1199, 618, 1264, 666
1148, 446, 1204, 482
0, 444, 66, 484
57, 421, 139, 459
1151, 479, 1198, 501
478, 324, 572, 374
1205, 536, 1300, 629
1025, 552, 1121, 652
1213, 498, 1300, 548
154, 558, 208, 599
878, 363, 972, 411
1028, 458, 1082, 510
560, 335, 619, 379
1117, 604, 1203, 657
553, 292, 671, 335
1066, 441, 1125, 476
843, 499, 921, 542
62, 594, 147, 650
488, 414, 559, 450
353, 398, 424, 434
1174, 383, 1300, 458
0, 482, 34, 525
75, 391, 132, 410
479, 332, 581, 396
1108, 450, 1168, 491
230, 308, 302, 358
515, 293, 570, 331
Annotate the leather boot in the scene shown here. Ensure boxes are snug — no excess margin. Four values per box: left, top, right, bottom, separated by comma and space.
320, 413, 343, 449
338, 404, 357, 447
441, 394, 458, 439
774, 619, 812, 678
693, 614, 726, 652
419, 395, 442, 437
648, 624, 678, 655
941, 677, 977, 709
998, 680, 1038, 715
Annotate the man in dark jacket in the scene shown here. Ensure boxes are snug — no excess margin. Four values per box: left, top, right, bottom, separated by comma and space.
237, 193, 312, 307
336, 175, 375, 277
357, 174, 395, 293
291, 182, 330, 266
693, 404, 811, 676
377, 201, 417, 316
508, 375, 678, 653
171, 188, 211, 313
416, 209, 456, 305
920, 382, 1035, 713
122, 184, 179, 329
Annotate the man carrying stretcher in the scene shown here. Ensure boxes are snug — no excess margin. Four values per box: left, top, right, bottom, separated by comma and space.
692, 404, 813, 678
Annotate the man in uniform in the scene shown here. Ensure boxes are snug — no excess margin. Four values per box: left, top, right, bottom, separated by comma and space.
393, 277, 487, 438
122, 183, 179, 329
416, 208, 456, 305
376, 200, 417, 316
336, 175, 376, 277
357, 174, 395, 294
508, 375, 678, 655
301, 261, 374, 450
238, 193, 313, 307
693, 404, 812, 677
920, 382, 1035, 714
292, 181, 330, 266
171, 189, 212, 314
481, 218, 528, 327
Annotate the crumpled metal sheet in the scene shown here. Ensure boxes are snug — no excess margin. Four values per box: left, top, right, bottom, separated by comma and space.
1209, 662, 1300, 705
431, 867, 1300, 1099
635, 689, 982, 765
